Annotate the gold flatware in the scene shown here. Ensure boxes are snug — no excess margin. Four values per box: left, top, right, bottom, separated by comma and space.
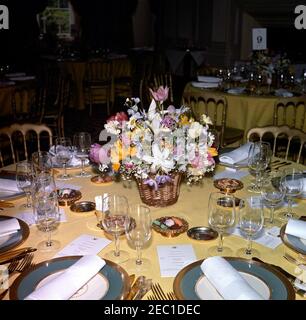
167, 292, 176, 300
134, 279, 152, 300
0, 247, 37, 264
284, 253, 306, 270
8, 253, 34, 274
126, 276, 145, 300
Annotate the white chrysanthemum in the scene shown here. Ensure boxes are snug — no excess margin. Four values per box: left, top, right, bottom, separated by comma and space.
188, 122, 203, 139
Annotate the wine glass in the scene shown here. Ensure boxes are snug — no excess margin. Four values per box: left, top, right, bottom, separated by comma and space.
16, 161, 34, 209
277, 168, 303, 221
100, 193, 130, 263
33, 192, 61, 251
73, 132, 92, 178
261, 181, 284, 225
55, 137, 73, 180
247, 142, 271, 193
125, 204, 151, 272
31, 151, 53, 176
208, 192, 236, 256
237, 196, 264, 259
32, 172, 57, 199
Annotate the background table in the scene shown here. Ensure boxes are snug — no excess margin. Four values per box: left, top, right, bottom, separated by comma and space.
183, 82, 306, 141
1, 162, 306, 300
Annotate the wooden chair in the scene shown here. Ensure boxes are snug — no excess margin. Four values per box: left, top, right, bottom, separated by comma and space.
113, 58, 133, 100
273, 97, 306, 131
183, 92, 244, 147
84, 60, 113, 116
247, 125, 306, 163
0, 123, 53, 167
40, 75, 71, 138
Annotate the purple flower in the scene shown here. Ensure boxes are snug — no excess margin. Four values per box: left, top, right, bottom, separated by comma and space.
144, 178, 158, 190
161, 116, 176, 129
156, 175, 173, 185
89, 143, 102, 163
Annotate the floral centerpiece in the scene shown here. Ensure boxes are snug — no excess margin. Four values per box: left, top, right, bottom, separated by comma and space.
90, 86, 217, 207
251, 50, 291, 80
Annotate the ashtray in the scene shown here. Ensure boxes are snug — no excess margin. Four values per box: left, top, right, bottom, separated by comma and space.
70, 201, 96, 213
187, 226, 218, 241
213, 178, 244, 193
90, 175, 114, 185
57, 188, 82, 206
152, 216, 189, 237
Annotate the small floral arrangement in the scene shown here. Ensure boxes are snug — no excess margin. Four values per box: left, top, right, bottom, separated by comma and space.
90, 86, 217, 186
251, 50, 291, 79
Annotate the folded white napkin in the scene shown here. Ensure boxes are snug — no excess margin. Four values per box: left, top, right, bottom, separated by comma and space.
219, 142, 252, 165
285, 219, 306, 240
0, 218, 20, 237
49, 146, 89, 167
0, 178, 19, 192
201, 256, 264, 300
25, 255, 106, 300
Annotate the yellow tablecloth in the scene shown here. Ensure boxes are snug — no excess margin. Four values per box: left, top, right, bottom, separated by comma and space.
183, 83, 306, 141
1, 162, 306, 300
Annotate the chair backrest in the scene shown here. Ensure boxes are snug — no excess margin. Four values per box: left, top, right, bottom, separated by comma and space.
0, 123, 53, 167
273, 97, 306, 131
11, 87, 36, 121
85, 60, 113, 82
183, 92, 227, 147
247, 125, 306, 163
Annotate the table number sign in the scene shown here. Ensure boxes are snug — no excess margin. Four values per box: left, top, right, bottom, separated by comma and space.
252, 28, 267, 51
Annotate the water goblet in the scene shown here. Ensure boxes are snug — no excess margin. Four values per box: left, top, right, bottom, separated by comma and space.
73, 132, 92, 178
125, 204, 151, 273
55, 137, 73, 180
247, 142, 271, 193
33, 192, 61, 251
100, 193, 130, 263
277, 168, 303, 221
237, 196, 264, 259
16, 161, 34, 209
31, 151, 53, 176
208, 192, 236, 256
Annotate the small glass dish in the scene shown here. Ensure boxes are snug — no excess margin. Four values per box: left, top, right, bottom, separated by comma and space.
213, 178, 244, 194
57, 188, 82, 206
90, 175, 114, 185
152, 216, 189, 237
70, 201, 96, 213
187, 226, 218, 241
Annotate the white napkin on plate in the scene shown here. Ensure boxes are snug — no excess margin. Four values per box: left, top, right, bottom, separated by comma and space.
285, 219, 306, 240
201, 256, 264, 300
24, 255, 106, 300
0, 178, 19, 192
0, 218, 20, 237
219, 142, 252, 165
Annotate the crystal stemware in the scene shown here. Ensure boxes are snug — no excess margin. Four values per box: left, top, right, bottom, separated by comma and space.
33, 192, 61, 251
16, 161, 34, 209
55, 137, 73, 180
208, 192, 236, 256
237, 196, 264, 259
125, 204, 151, 273
100, 193, 130, 263
31, 151, 53, 176
73, 132, 92, 178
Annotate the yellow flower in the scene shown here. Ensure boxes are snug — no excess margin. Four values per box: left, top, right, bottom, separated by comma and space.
179, 115, 189, 126
112, 163, 120, 172
208, 147, 218, 157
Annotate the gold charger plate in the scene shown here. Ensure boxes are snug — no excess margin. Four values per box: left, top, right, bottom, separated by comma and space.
0, 216, 30, 254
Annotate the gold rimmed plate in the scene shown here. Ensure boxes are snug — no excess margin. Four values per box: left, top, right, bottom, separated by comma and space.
173, 257, 295, 300
0, 216, 30, 254
213, 178, 244, 194
10, 256, 131, 300
280, 224, 306, 256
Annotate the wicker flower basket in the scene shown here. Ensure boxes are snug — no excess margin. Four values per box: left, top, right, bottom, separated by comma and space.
135, 172, 182, 207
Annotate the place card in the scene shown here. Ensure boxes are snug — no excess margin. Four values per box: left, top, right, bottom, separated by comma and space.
16, 208, 67, 226
213, 169, 249, 180
232, 226, 282, 249
54, 234, 112, 258
157, 244, 197, 277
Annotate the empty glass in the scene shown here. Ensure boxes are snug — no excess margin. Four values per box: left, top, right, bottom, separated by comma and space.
247, 142, 271, 193
277, 168, 303, 221
73, 132, 92, 178
31, 151, 53, 176
55, 137, 73, 180
237, 196, 264, 259
208, 192, 236, 256
33, 192, 61, 251
125, 204, 151, 272
16, 161, 34, 209
100, 193, 130, 263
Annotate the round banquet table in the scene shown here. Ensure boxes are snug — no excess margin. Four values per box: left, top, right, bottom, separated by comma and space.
183, 82, 306, 141
1, 161, 306, 300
